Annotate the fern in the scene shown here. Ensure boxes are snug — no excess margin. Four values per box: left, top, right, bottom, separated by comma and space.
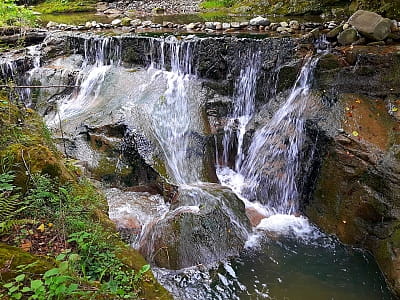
0, 219, 37, 234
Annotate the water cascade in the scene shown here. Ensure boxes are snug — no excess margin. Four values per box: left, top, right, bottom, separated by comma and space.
147, 37, 199, 184
56, 37, 121, 121
243, 57, 317, 215
222, 50, 261, 171
16, 33, 394, 299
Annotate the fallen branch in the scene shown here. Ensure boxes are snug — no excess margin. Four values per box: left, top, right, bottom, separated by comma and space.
0, 85, 79, 89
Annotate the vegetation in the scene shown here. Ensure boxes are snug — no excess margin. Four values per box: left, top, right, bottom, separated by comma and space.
0, 0, 37, 27
200, 0, 235, 10
0, 90, 170, 299
34, 0, 96, 14
199, 0, 400, 18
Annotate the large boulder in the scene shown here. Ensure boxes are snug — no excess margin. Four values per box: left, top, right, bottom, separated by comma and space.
337, 28, 358, 45
138, 184, 251, 269
348, 10, 392, 41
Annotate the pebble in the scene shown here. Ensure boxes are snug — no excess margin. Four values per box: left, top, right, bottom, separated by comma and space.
222, 23, 230, 30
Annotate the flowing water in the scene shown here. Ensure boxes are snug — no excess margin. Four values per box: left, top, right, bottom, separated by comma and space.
19, 34, 395, 299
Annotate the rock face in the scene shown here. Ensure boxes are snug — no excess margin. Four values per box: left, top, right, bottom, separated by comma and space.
348, 10, 392, 41
138, 184, 251, 269
306, 49, 400, 295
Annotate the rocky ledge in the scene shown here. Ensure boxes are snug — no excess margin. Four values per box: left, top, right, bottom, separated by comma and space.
42, 10, 400, 49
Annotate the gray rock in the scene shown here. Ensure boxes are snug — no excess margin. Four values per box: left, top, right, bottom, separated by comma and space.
111, 19, 122, 26
142, 20, 152, 27
231, 22, 240, 28
337, 28, 358, 45
186, 23, 196, 30
289, 20, 300, 30
348, 10, 392, 41
139, 185, 251, 269
239, 21, 249, 28
222, 22, 230, 30
130, 19, 142, 27
214, 22, 222, 30
276, 26, 287, 33
205, 22, 215, 29
104, 8, 122, 15
162, 21, 173, 28
46, 21, 58, 28
327, 25, 343, 38
280, 21, 289, 27
249, 16, 270, 27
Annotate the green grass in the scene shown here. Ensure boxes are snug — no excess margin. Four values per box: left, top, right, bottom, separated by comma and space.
34, 0, 96, 14
200, 0, 236, 9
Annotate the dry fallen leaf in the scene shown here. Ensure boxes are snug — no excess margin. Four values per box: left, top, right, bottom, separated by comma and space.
37, 223, 45, 233
21, 241, 32, 252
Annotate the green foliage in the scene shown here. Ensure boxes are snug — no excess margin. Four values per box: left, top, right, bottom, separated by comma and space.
34, 0, 96, 14
0, 99, 156, 299
1, 258, 79, 299
1, 249, 151, 299
0, 0, 37, 27
200, 0, 236, 9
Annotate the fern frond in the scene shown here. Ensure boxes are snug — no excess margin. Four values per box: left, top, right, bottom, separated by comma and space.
0, 193, 22, 221
0, 219, 37, 234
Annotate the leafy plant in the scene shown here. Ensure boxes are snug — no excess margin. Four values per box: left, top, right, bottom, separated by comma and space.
0, 0, 37, 27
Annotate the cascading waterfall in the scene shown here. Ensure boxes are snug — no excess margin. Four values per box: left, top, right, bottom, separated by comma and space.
222, 51, 261, 171
148, 37, 198, 184
219, 56, 319, 218
56, 36, 121, 120
23, 32, 392, 299
240, 57, 318, 215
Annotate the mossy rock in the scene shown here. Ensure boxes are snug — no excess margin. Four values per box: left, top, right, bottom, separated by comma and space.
0, 243, 55, 281
0, 143, 74, 190
117, 245, 173, 300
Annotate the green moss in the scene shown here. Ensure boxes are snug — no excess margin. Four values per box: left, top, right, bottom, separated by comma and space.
34, 0, 96, 14
200, 0, 229, 9
153, 156, 169, 179
0, 97, 172, 299
0, 243, 55, 281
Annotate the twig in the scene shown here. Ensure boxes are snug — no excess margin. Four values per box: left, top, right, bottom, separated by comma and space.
21, 149, 36, 185
57, 111, 69, 158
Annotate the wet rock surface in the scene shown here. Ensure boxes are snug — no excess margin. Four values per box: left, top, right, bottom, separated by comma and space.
305, 48, 400, 295
138, 184, 250, 269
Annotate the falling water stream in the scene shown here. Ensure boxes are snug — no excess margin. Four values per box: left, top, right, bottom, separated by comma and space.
14, 34, 395, 299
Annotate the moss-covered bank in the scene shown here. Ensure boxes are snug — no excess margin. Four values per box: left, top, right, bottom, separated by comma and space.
0, 92, 171, 299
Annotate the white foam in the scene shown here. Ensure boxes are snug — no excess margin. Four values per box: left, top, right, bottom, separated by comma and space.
256, 214, 318, 239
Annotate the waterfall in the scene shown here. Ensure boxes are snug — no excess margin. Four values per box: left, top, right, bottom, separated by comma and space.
240, 57, 318, 215
147, 37, 199, 184
218, 56, 319, 217
222, 51, 261, 171
56, 36, 121, 120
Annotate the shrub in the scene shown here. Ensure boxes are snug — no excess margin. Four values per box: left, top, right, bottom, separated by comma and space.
0, 0, 37, 27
